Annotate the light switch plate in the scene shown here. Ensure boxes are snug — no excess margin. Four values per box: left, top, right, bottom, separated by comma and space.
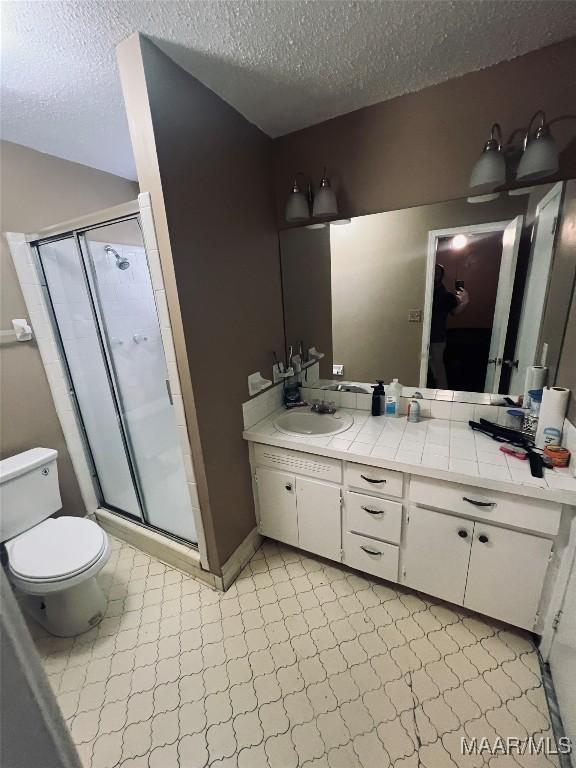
333, 364, 344, 376
408, 310, 422, 323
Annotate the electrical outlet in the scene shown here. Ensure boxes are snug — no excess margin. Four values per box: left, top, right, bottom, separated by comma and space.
408, 309, 422, 323
333, 364, 344, 376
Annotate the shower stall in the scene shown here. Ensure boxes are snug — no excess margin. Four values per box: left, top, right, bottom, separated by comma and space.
31, 211, 197, 545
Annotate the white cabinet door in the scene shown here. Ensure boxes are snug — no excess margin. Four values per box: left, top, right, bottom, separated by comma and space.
255, 468, 298, 547
404, 507, 473, 605
296, 477, 341, 561
464, 523, 552, 630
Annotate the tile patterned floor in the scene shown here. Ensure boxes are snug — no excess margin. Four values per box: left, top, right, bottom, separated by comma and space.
30, 536, 560, 768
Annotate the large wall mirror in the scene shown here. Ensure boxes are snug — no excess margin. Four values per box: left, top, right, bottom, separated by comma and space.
280, 180, 575, 403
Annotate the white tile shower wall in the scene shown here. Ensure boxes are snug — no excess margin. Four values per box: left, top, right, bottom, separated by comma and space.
138, 192, 207, 568
6, 233, 99, 515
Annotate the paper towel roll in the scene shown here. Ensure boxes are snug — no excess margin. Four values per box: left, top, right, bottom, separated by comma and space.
523, 366, 548, 406
535, 387, 570, 448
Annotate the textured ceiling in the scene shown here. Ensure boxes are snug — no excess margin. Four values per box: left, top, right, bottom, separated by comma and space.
2, 1, 576, 180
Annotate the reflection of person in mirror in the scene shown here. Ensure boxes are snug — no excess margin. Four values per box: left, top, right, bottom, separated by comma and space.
429, 264, 469, 389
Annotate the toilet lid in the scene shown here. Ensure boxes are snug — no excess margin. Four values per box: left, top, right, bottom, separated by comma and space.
7, 518, 106, 582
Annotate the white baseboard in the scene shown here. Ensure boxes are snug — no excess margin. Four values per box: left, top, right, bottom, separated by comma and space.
221, 527, 263, 591
96, 509, 220, 590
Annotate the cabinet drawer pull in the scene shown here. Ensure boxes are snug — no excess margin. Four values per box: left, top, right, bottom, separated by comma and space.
478, 534, 489, 544
285, 483, 293, 491
361, 475, 386, 484
457, 529, 469, 538
462, 496, 495, 508
361, 506, 384, 515
360, 545, 382, 556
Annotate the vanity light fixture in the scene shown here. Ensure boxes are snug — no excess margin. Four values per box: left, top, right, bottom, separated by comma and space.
516, 110, 559, 182
451, 234, 468, 250
312, 167, 338, 218
467, 193, 500, 204
469, 123, 506, 194
285, 173, 311, 222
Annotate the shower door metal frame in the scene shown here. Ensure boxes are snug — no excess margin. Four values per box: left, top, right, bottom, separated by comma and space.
33, 213, 151, 526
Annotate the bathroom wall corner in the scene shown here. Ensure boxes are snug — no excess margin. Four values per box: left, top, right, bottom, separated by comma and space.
118, 33, 217, 575
220, 527, 263, 591
117, 33, 285, 575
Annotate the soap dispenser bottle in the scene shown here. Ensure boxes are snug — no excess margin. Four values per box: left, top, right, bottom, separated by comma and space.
371, 380, 385, 416
385, 378, 403, 417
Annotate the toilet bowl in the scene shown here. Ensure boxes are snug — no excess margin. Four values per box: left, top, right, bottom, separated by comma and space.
6, 517, 111, 637
0, 447, 111, 637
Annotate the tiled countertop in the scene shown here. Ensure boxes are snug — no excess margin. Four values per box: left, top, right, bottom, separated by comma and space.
244, 408, 576, 506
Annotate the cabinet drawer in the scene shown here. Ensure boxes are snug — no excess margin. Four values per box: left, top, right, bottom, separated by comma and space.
344, 462, 403, 498
254, 444, 342, 483
342, 532, 399, 582
410, 477, 561, 536
344, 492, 402, 544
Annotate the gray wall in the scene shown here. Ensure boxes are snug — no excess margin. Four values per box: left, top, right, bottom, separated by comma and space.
0, 141, 138, 516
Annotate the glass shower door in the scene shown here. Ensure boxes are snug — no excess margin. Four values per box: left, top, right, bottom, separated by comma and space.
80, 218, 196, 543
38, 237, 143, 519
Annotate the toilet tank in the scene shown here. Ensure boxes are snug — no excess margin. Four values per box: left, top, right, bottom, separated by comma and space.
0, 448, 62, 543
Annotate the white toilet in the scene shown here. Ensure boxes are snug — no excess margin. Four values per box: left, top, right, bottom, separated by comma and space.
0, 447, 110, 637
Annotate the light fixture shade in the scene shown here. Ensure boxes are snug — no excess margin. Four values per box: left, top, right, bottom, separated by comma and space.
467, 193, 500, 204
313, 177, 338, 217
469, 149, 506, 193
285, 184, 309, 222
516, 133, 559, 181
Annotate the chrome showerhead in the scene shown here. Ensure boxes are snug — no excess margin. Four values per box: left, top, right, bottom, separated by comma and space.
105, 245, 130, 270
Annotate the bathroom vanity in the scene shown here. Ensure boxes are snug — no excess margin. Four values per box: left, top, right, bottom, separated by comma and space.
244, 409, 576, 633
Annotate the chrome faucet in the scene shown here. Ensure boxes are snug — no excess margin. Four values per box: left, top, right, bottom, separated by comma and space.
311, 399, 337, 415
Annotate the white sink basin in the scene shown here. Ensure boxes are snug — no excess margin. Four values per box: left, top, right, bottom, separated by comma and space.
274, 410, 354, 436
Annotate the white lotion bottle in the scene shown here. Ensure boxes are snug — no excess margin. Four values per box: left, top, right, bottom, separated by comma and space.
385, 378, 403, 417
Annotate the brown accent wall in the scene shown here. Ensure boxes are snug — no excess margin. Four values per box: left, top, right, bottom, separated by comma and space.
117, 36, 285, 571
280, 226, 333, 378
273, 38, 576, 228
0, 141, 137, 516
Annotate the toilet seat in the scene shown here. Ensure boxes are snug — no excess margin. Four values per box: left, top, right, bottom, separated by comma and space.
6, 517, 109, 593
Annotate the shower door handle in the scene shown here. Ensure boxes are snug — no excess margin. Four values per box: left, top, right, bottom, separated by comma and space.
165, 379, 173, 405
